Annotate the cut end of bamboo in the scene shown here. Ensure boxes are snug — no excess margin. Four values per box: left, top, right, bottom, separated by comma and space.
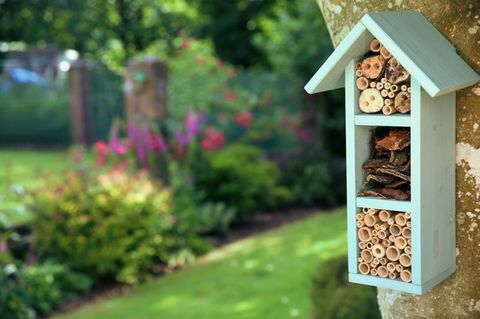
399, 254, 412, 267
358, 227, 372, 242
378, 265, 389, 278
400, 269, 412, 282
379, 210, 390, 222
389, 224, 402, 236
372, 244, 386, 258
395, 213, 407, 226
361, 249, 373, 263
370, 39, 381, 52
359, 262, 370, 275
394, 236, 407, 250
356, 77, 370, 90
402, 227, 411, 239
386, 246, 400, 261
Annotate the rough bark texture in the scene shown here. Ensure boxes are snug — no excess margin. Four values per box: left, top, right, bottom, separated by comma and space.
314, 1, 480, 318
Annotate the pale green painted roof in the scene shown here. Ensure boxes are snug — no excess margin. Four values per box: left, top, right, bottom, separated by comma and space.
305, 11, 479, 97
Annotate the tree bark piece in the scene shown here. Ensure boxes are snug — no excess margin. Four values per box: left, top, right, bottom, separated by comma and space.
385, 57, 410, 84
395, 91, 411, 113
375, 129, 410, 151
361, 55, 386, 79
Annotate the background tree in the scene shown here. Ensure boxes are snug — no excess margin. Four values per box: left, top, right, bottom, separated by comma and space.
313, 0, 480, 318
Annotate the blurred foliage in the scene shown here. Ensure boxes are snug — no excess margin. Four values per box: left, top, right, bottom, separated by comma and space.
0, 79, 70, 145
311, 255, 381, 319
31, 169, 209, 284
193, 144, 291, 216
0, 0, 195, 69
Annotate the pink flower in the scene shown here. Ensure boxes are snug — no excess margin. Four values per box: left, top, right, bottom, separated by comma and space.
200, 127, 225, 151
0, 240, 8, 253
234, 111, 253, 129
175, 131, 188, 146
109, 124, 127, 155
94, 141, 109, 166
148, 133, 168, 153
185, 111, 201, 141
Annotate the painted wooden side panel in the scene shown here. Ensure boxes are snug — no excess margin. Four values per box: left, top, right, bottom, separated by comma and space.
345, 59, 359, 274
361, 11, 479, 97
305, 24, 373, 94
416, 81, 456, 284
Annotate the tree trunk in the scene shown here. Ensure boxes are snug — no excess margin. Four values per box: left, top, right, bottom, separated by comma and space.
314, 1, 480, 318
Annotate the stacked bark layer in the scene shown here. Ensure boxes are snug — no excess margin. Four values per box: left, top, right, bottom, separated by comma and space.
356, 38, 411, 115
357, 208, 412, 283
358, 127, 411, 200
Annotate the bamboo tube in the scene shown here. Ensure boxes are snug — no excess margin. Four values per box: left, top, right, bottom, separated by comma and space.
388, 235, 395, 242
367, 242, 373, 249
407, 87, 411, 93
370, 39, 381, 52
380, 223, 388, 231
374, 224, 381, 231
362, 207, 369, 214
372, 237, 380, 244
373, 258, 380, 265
386, 262, 397, 272
386, 246, 400, 261
389, 224, 402, 237
356, 77, 369, 90
361, 249, 373, 263
404, 246, 412, 254
380, 46, 392, 59
388, 91, 396, 98
378, 230, 388, 239
355, 62, 362, 70
378, 265, 389, 278
356, 69, 363, 77
381, 89, 389, 97
385, 98, 393, 106
394, 236, 408, 250
367, 208, 377, 215
358, 262, 370, 275
358, 227, 372, 242
390, 84, 399, 92
358, 241, 367, 249
372, 244, 386, 258
356, 220, 365, 228
406, 221, 412, 228
370, 262, 376, 268
369, 81, 377, 88
395, 264, 404, 273
407, 239, 412, 246
400, 269, 412, 282
387, 218, 395, 226
384, 82, 391, 90
382, 105, 397, 115
399, 254, 412, 267
405, 212, 411, 219
379, 210, 390, 222
394, 213, 407, 226
401, 84, 408, 92
402, 227, 411, 239
380, 258, 387, 265
389, 272, 398, 280
382, 239, 391, 247
356, 212, 365, 221
372, 229, 378, 236
364, 214, 380, 227
381, 77, 387, 84
370, 268, 378, 276
358, 257, 364, 263
376, 82, 384, 90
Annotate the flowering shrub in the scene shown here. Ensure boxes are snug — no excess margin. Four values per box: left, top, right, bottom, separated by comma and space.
31, 169, 208, 284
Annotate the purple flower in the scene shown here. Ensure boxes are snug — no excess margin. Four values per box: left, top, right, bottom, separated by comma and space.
154, 134, 168, 153
127, 121, 137, 140
0, 240, 8, 253
175, 131, 188, 146
134, 124, 149, 163
185, 111, 200, 141
109, 124, 127, 155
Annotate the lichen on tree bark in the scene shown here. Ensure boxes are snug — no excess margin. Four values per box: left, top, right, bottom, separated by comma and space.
313, 0, 480, 318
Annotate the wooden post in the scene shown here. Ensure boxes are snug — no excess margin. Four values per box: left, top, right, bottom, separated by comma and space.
69, 61, 91, 145
124, 58, 168, 124
124, 58, 169, 184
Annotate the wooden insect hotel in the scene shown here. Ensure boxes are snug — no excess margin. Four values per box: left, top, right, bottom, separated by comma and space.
305, 11, 479, 294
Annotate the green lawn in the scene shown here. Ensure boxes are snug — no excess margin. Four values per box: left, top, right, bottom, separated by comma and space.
56, 209, 347, 319
0, 149, 80, 225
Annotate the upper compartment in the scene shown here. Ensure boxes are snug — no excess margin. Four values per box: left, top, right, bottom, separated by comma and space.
305, 11, 479, 98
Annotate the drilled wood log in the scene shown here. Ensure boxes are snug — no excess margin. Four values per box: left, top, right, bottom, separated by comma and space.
361, 55, 386, 79
359, 88, 384, 113
395, 91, 411, 113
